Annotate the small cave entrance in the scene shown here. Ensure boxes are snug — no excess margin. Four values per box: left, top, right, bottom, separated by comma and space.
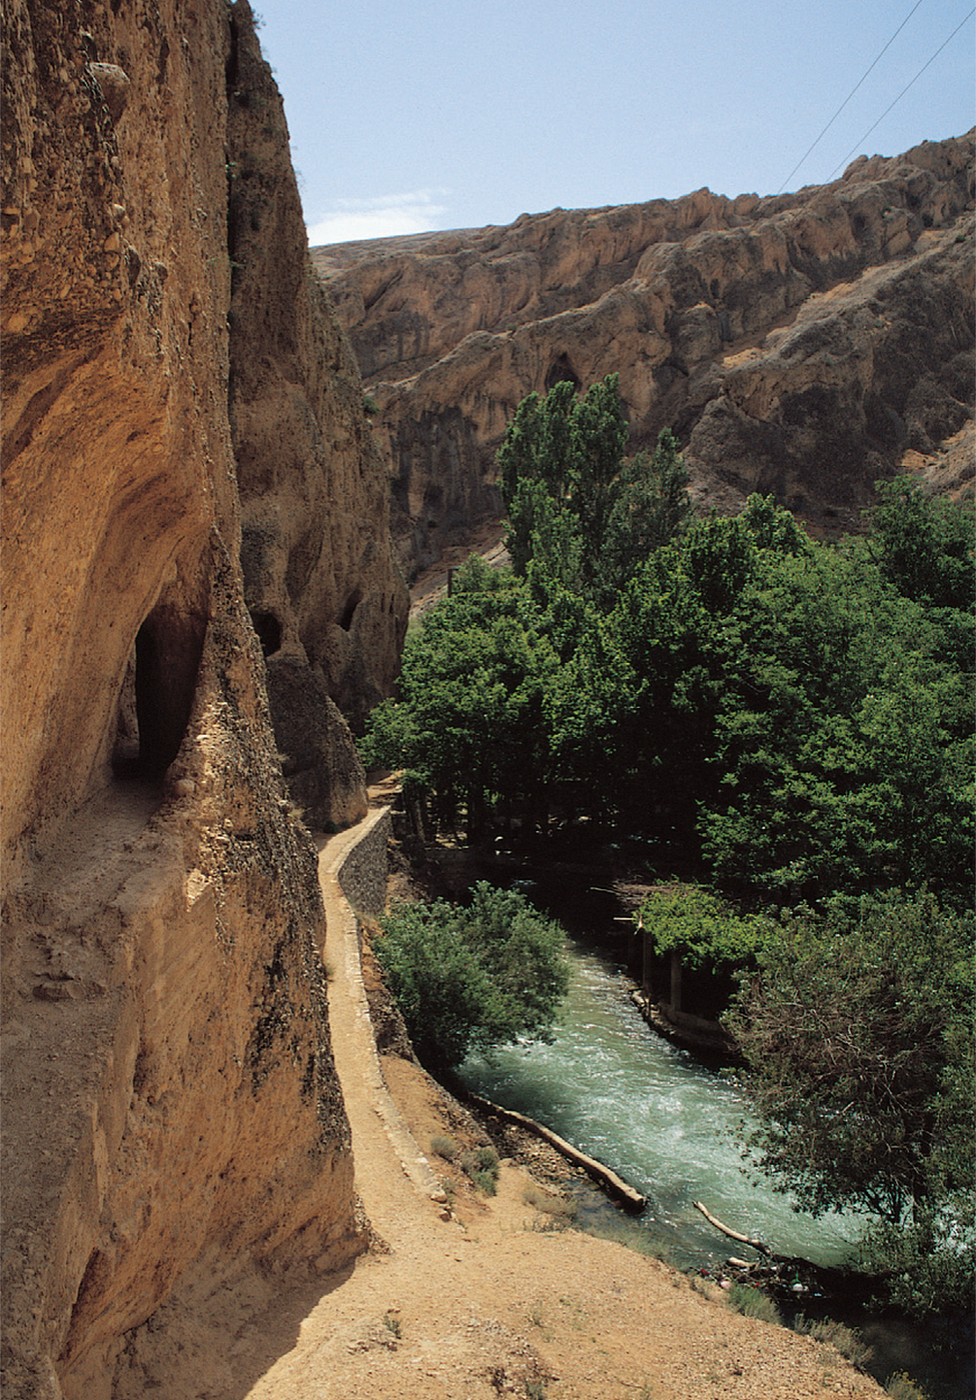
250, 609, 282, 658
112, 600, 206, 780
337, 588, 362, 632
544, 354, 581, 394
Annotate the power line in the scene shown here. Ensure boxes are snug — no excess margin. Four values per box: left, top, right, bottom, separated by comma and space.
827, 8, 975, 181
777, 0, 928, 194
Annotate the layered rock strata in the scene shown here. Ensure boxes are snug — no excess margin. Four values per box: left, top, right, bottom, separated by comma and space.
1, 2, 402, 1395
314, 133, 974, 569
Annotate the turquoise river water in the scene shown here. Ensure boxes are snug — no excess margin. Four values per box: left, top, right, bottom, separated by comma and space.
457, 927, 859, 1271
452, 878, 971, 1398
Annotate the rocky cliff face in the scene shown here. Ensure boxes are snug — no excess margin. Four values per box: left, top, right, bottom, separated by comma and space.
314, 134, 974, 570
0, 2, 403, 1396
226, 26, 407, 756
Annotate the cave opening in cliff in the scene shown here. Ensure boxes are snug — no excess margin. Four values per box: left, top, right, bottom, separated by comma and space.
338, 588, 362, 632
545, 355, 581, 394
112, 602, 206, 780
250, 609, 282, 657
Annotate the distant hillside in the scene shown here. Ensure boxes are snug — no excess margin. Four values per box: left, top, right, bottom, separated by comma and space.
312, 133, 974, 575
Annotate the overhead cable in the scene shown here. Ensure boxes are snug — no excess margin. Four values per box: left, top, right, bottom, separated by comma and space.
777, 0, 928, 194
827, 8, 975, 181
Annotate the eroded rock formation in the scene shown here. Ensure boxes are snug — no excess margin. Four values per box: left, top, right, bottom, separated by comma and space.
314, 133, 974, 571
227, 25, 407, 760
1, 2, 403, 1395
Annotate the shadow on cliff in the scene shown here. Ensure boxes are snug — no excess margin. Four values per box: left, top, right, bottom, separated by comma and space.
114, 1256, 374, 1395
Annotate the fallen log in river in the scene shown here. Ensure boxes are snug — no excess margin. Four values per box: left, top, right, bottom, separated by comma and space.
693, 1200, 771, 1256
464, 1089, 647, 1212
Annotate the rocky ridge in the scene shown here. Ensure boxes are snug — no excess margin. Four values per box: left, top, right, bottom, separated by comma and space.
313, 134, 974, 573
0, 2, 403, 1396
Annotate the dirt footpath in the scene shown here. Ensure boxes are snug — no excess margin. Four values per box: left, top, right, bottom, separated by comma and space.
228, 809, 886, 1400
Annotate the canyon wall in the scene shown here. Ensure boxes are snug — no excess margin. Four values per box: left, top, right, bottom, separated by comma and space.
226, 24, 407, 751
314, 134, 974, 572
0, 2, 403, 1395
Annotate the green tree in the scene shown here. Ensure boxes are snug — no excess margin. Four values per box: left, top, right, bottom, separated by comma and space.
725, 891, 975, 1315
637, 885, 770, 973
543, 603, 639, 822
600, 428, 691, 603
499, 376, 689, 597
700, 542, 974, 907
604, 497, 804, 853
361, 561, 560, 837
866, 476, 974, 611
365, 477, 971, 901
375, 882, 570, 1069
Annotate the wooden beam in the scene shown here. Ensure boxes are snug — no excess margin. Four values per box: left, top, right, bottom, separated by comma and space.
467, 1091, 646, 1212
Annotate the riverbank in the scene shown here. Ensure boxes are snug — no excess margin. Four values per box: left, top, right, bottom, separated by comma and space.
243, 800, 890, 1400
363, 1041, 890, 1400
121, 798, 893, 1399
378, 821, 973, 1400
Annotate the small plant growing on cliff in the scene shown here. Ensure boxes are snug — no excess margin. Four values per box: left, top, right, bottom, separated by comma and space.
363, 393, 379, 416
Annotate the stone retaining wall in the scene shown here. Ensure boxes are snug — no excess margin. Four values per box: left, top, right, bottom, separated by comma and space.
335, 809, 392, 917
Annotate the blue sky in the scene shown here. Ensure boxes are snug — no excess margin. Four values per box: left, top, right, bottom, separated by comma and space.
252, 0, 975, 244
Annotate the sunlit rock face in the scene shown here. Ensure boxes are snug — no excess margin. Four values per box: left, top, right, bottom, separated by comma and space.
226, 20, 407, 754
314, 132, 974, 570
0, 2, 404, 1394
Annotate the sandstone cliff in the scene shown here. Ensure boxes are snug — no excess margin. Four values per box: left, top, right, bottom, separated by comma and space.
227, 26, 407, 755
1, 2, 403, 1395
313, 134, 974, 572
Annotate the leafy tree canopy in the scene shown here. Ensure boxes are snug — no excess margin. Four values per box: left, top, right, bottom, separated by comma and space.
360, 560, 560, 836
866, 475, 975, 611
636, 885, 771, 971
362, 472, 973, 908
374, 882, 570, 1069
725, 889, 975, 1315
498, 374, 690, 600
700, 540, 975, 907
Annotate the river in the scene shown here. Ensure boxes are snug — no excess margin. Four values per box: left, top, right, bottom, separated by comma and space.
457, 925, 858, 1270
453, 880, 972, 1399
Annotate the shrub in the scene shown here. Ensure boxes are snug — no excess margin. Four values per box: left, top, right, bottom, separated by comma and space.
725, 1283, 781, 1325
429, 1133, 459, 1161
374, 883, 570, 1070
461, 1144, 500, 1195
884, 1373, 929, 1400
793, 1315, 872, 1370
522, 1184, 576, 1220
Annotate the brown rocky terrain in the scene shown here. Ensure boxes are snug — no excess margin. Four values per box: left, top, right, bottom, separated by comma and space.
226, 28, 408, 755
109, 789, 890, 1400
313, 135, 974, 574
0, 2, 965, 1398
1, 1, 403, 1394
